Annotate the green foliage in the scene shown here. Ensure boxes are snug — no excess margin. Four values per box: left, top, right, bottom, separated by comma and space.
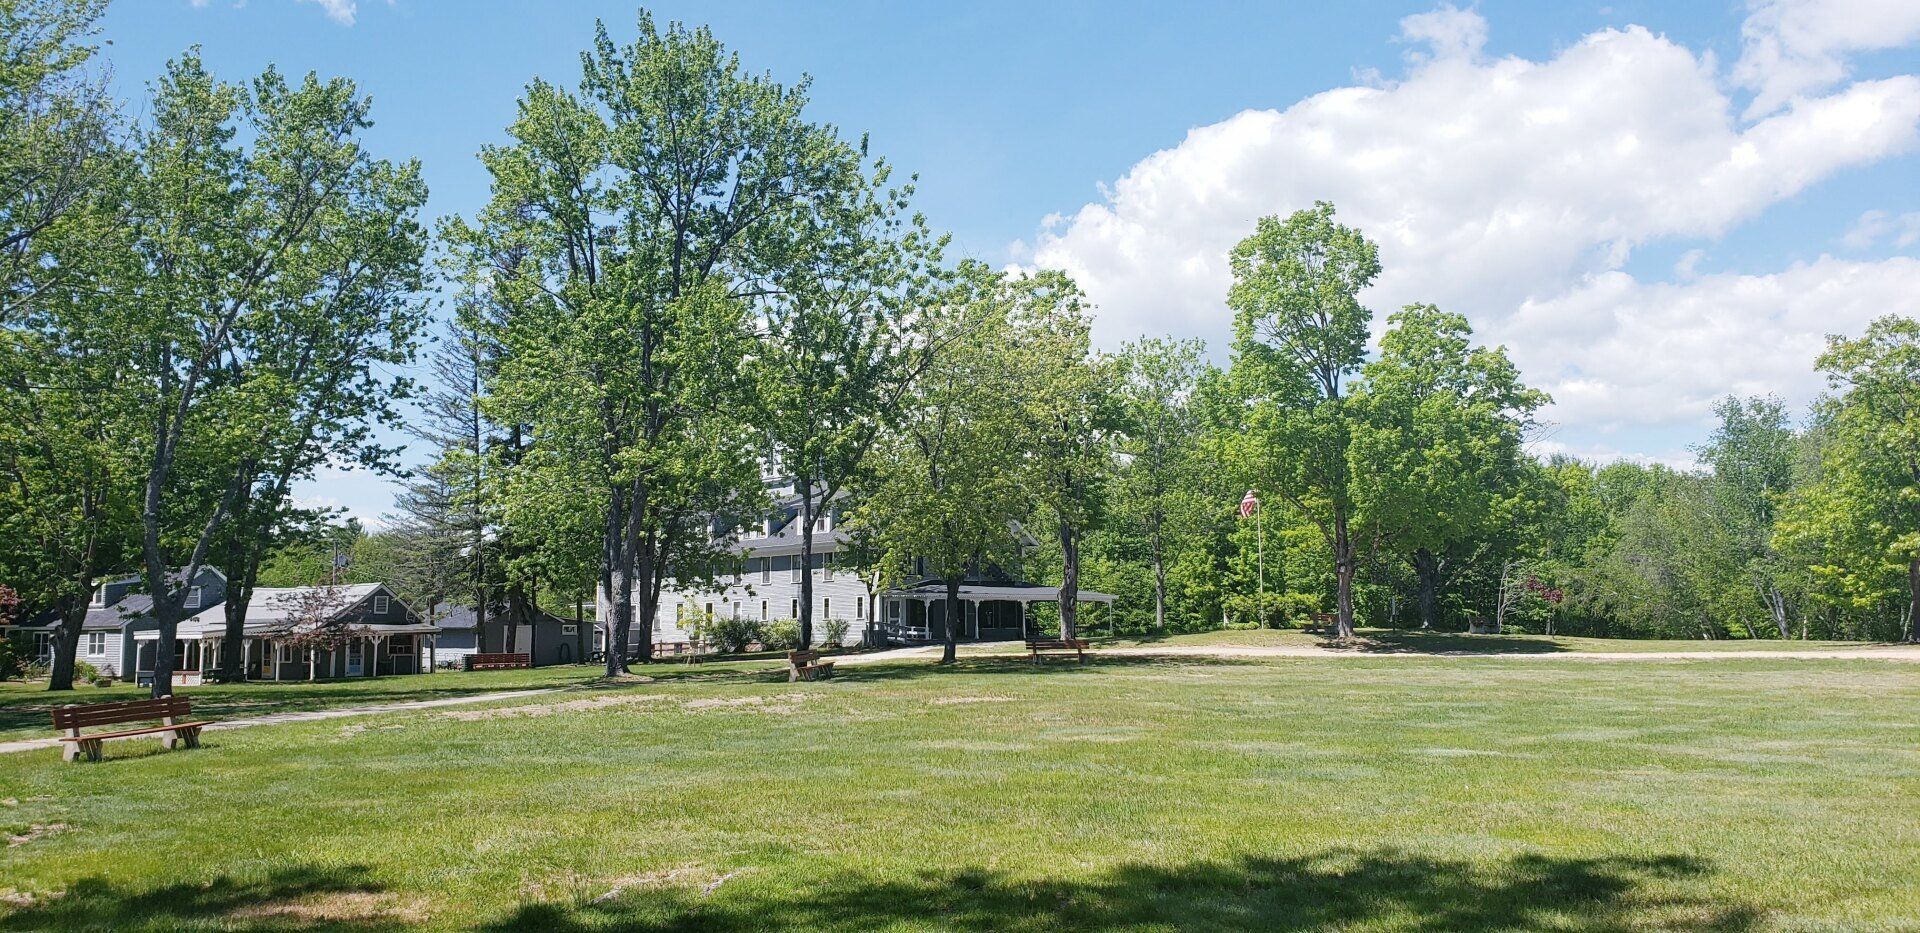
702, 616, 763, 655
761, 618, 803, 652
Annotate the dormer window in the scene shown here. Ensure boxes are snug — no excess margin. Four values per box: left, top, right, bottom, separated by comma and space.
184, 586, 203, 609
375, 594, 390, 614
90, 588, 104, 608
763, 518, 776, 537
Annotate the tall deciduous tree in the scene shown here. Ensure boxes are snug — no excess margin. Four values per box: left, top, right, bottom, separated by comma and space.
1225, 202, 1379, 639
1009, 271, 1110, 642
122, 55, 428, 696
750, 152, 943, 647
1113, 338, 1208, 631
461, 14, 851, 673
1779, 316, 1920, 643
852, 263, 1026, 663
1351, 304, 1546, 631
1699, 395, 1799, 638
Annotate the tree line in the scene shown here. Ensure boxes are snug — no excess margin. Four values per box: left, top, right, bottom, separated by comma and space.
4, 4, 1917, 698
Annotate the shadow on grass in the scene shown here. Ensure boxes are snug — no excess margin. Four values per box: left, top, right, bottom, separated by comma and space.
841, 652, 1261, 684
1329, 630, 1570, 656
0, 864, 411, 931
482, 849, 1757, 932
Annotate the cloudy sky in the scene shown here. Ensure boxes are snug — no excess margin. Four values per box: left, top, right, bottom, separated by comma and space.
107, 0, 1920, 521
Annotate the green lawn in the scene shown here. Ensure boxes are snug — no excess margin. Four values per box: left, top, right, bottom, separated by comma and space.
0, 662, 788, 743
1103, 626, 1895, 654
2, 653, 1917, 930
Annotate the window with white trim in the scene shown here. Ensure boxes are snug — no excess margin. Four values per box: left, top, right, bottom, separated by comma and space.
759, 558, 770, 584
823, 597, 831, 619
856, 597, 865, 620
90, 588, 104, 607
374, 594, 390, 614
790, 599, 798, 618
184, 586, 202, 609
760, 600, 768, 621
789, 557, 801, 583
86, 632, 105, 656
823, 554, 834, 582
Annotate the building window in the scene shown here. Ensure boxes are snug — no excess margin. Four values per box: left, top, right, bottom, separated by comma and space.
86, 632, 105, 656
856, 597, 865, 620
759, 558, 770, 584
760, 601, 768, 621
375, 594, 390, 614
823, 597, 831, 619
732, 601, 741, 619
184, 586, 202, 609
790, 599, 798, 619
561, 624, 578, 636
704, 602, 714, 619
789, 558, 801, 583
90, 588, 104, 607
388, 636, 413, 655
823, 554, 834, 582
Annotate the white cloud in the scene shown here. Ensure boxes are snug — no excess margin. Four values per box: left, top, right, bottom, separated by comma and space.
1397, 4, 1487, 64
1026, 6, 1920, 451
1524, 438, 1700, 472
1504, 257, 1920, 433
298, 0, 358, 26
1734, 0, 1920, 119
1842, 208, 1920, 248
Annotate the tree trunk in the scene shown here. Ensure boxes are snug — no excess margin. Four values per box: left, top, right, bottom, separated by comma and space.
47, 594, 85, 691
220, 580, 253, 682
1908, 555, 1920, 644
1766, 585, 1791, 640
1332, 518, 1357, 641
1413, 548, 1440, 631
1149, 521, 1167, 632
798, 478, 815, 648
503, 583, 526, 658
603, 493, 631, 676
1058, 517, 1080, 642
941, 575, 961, 664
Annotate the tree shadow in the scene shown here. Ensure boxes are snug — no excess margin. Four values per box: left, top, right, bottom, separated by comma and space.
481, 848, 1757, 932
1331, 631, 1569, 655
840, 653, 1260, 685
0, 864, 412, 931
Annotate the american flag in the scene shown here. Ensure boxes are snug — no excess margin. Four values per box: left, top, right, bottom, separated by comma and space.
1239, 490, 1259, 519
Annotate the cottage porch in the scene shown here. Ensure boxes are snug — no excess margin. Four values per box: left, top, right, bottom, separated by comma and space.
880, 584, 1116, 644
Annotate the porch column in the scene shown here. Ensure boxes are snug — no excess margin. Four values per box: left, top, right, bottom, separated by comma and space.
272, 640, 283, 682
308, 645, 317, 682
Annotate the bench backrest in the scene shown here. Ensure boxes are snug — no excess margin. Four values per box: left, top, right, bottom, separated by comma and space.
1026, 639, 1089, 648
465, 652, 531, 669
788, 650, 821, 665
52, 697, 192, 731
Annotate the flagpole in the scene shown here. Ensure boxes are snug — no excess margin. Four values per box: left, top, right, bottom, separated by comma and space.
1256, 499, 1264, 626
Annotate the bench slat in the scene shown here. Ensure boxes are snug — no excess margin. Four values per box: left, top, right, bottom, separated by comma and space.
51, 698, 192, 729
58, 721, 211, 742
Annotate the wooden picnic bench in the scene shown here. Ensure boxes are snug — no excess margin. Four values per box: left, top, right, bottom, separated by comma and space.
52, 697, 211, 763
464, 652, 531, 671
1025, 638, 1090, 664
788, 650, 835, 682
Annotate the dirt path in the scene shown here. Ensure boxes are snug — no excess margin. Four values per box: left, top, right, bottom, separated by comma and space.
0, 687, 565, 756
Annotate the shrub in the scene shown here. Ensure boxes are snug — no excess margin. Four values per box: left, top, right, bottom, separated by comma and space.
0, 636, 19, 680
703, 616, 762, 654
22, 659, 49, 681
823, 618, 850, 647
761, 618, 802, 651
72, 659, 100, 683
91, 677, 114, 688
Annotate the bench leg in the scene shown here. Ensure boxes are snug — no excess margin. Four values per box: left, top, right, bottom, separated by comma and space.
81, 739, 102, 762
62, 742, 79, 763
180, 726, 203, 750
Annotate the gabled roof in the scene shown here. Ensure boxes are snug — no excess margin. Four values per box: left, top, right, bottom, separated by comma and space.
177, 583, 406, 637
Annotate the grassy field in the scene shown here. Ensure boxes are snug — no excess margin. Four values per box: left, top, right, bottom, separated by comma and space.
2, 652, 1917, 930
1104, 626, 1897, 654
0, 662, 788, 743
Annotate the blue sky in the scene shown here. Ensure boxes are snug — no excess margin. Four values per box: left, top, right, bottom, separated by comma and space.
98, 1, 1920, 522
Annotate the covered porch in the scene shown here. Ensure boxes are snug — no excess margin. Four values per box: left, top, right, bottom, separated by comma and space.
134, 623, 443, 686
879, 584, 1116, 644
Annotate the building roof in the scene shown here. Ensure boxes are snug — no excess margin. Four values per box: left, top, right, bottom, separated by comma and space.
169, 584, 426, 639
886, 582, 1118, 604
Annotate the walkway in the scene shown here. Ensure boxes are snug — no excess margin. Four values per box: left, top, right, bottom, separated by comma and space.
0, 686, 564, 755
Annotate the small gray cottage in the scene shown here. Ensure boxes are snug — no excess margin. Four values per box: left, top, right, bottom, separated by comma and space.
12, 567, 228, 682
157, 583, 440, 685
421, 604, 588, 669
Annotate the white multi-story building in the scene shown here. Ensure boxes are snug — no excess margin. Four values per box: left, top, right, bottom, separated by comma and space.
597, 474, 1114, 656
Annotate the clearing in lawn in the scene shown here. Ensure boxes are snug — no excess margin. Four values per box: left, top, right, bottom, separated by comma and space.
1, 652, 1916, 930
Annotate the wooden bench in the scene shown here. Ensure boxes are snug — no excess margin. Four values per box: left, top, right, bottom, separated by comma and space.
52, 697, 211, 763
788, 650, 835, 682
464, 652, 532, 671
1025, 638, 1090, 664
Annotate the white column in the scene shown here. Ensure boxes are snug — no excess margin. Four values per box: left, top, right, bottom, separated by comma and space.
272, 640, 282, 682
308, 645, 316, 682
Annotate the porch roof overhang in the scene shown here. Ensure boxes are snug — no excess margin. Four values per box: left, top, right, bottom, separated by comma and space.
884, 584, 1116, 604
136, 622, 442, 642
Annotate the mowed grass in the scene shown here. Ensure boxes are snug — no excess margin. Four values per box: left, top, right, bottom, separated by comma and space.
1107, 626, 1896, 654
1, 654, 1917, 931
0, 662, 792, 743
